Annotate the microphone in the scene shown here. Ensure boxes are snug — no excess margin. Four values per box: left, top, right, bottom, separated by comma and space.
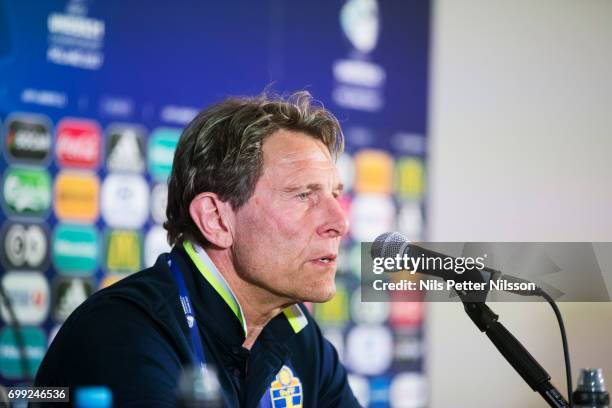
371, 232, 541, 297
372, 233, 574, 407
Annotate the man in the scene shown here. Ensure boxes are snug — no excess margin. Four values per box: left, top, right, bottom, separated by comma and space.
35, 92, 361, 407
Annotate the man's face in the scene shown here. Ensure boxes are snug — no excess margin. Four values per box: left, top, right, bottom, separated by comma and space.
231, 130, 349, 303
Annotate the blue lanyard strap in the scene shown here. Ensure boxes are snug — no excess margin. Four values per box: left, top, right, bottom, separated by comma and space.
168, 253, 274, 407
168, 254, 207, 373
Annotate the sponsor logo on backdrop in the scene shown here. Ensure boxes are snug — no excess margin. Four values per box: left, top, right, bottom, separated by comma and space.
340, 0, 379, 53
394, 333, 423, 363
54, 171, 100, 222
46, 10, 105, 70
159, 105, 199, 125
346, 324, 393, 375
336, 244, 352, 275
1, 222, 49, 269
349, 244, 364, 279
349, 194, 394, 241
389, 372, 427, 408
395, 157, 425, 199
389, 301, 424, 329
21, 88, 67, 108
148, 128, 180, 182
0, 327, 46, 379
4, 114, 52, 163
2, 167, 51, 217
334, 0, 386, 112
345, 127, 375, 148
390, 133, 427, 156
354, 149, 393, 194
105, 229, 142, 273
336, 153, 355, 192
322, 329, 345, 362
52, 224, 98, 275
369, 377, 390, 406
55, 118, 101, 169
145, 225, 171, 267
52, 277, 94, 322
106, 124, 146, 172
99, 96, 134, 118
397, 201, 424, 241
101, 174, 149, 228
350, 288, 389, 324
150, 183, 168, 224
347, 375, 370, 407
313, 282, 350, 327
0, 272, 49, 325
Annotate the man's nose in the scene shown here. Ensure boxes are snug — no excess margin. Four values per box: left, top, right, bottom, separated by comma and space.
317, 195, 349, 238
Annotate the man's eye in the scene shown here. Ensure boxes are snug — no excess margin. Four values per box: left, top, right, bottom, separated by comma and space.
297, 192, 311, 201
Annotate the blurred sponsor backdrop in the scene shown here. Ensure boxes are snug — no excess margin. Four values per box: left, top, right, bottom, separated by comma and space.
0, 1, 429, 407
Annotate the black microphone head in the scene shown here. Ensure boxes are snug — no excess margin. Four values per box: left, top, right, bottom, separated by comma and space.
371, 231, 409, 259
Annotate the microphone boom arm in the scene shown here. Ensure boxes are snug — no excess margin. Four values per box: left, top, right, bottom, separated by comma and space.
462, 301, 570, 407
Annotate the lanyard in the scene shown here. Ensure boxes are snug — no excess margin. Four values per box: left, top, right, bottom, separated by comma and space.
167, 254, 274, 407
168, 254, 208, 374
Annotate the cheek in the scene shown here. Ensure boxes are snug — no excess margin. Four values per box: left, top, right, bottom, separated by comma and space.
236, 203, 286, 253
254, 198, 305, 237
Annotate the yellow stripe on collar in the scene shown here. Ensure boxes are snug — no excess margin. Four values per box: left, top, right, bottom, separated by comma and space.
183, 240, 247, 335
183, 240, 309, 336
283, 304, 308, 334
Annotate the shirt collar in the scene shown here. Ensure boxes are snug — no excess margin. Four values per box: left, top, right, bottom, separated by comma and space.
182, 240, 308, 336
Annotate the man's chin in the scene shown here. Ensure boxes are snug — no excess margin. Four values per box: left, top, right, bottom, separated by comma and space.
304, 284, 336, 303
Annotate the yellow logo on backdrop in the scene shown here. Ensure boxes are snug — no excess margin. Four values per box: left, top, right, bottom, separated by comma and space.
396, 157, 425, 199
106, 230, 141, 273
313, 283, 349, 326
54, 172, 99, 222
354, 149, 394, 194
270, 365, 303, 408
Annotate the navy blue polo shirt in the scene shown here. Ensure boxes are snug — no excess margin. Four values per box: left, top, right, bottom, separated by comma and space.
35, 241, 360, 407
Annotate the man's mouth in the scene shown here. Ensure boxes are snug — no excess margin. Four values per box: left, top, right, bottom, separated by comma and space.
313, 254, 337, 264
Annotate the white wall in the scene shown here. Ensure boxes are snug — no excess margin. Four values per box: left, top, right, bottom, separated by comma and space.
427, 1, 612, 406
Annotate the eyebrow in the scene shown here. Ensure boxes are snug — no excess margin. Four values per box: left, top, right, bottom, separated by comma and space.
283, 182, 344, 194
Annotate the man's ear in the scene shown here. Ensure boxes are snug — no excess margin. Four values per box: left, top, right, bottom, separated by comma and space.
189, 192, 234, 248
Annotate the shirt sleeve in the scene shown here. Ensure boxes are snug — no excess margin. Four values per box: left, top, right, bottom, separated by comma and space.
34, 298, 183, 407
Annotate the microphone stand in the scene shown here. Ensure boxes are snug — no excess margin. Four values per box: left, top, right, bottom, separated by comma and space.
371, 236, 572, 406
462, 300, 570, 407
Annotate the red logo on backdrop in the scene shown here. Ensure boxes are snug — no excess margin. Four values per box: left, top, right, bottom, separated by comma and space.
389, 301, 424, 329
32, 290, 45, 307
56, 119, 101, 169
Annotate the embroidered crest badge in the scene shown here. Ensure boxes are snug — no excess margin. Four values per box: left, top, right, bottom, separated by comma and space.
269, 365, 303, 408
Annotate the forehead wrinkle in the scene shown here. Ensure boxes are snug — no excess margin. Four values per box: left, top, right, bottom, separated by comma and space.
258, 131, 338, 191
266, 148, 332, 167
260, 152, 337, 185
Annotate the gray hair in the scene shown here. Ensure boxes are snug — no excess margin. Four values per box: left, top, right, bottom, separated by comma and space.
164, 91, 344, 247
